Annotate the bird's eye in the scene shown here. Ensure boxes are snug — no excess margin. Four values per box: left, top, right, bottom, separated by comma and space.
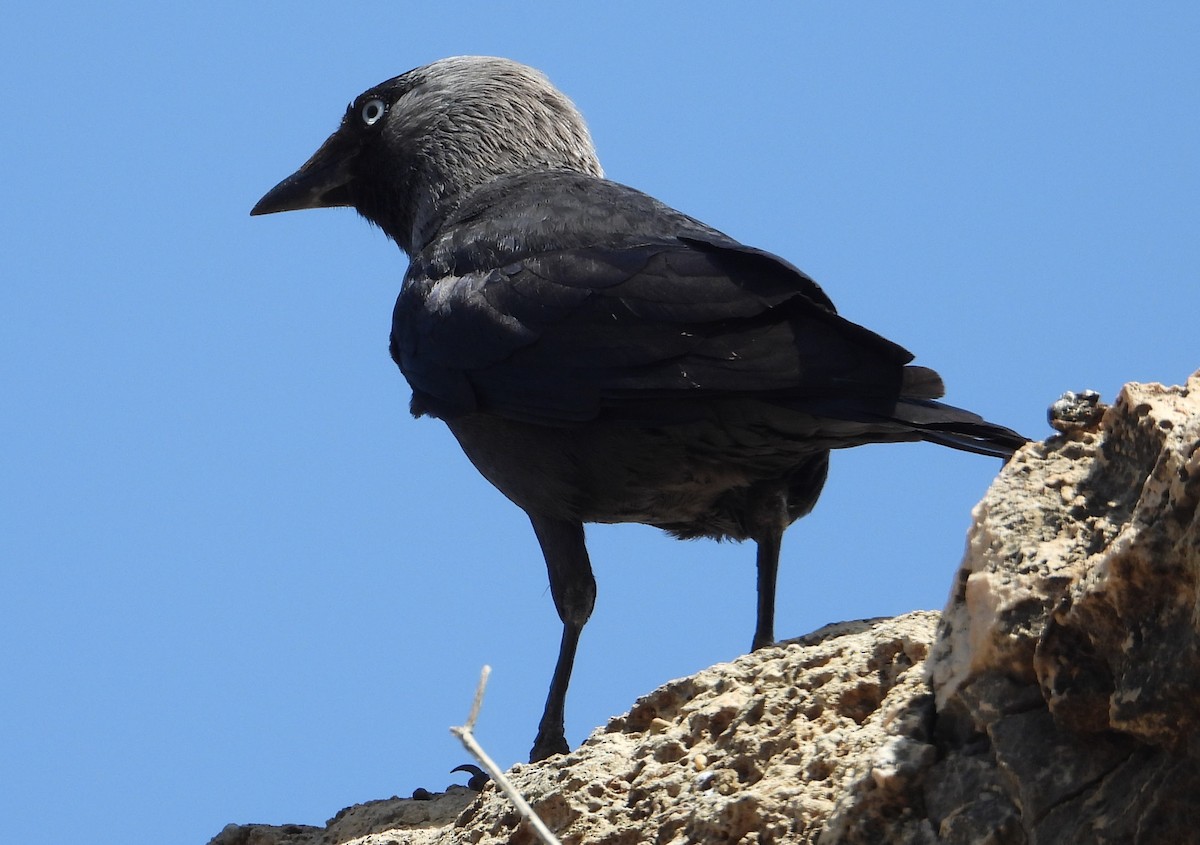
361, 98, 386, 126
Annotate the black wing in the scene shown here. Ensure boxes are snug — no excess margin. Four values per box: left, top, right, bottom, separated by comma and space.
391, 173, 921, 425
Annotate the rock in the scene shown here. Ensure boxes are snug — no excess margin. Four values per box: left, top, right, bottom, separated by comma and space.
206, 789, 479, 845
209, 371, 1200, 845
926, 370, 1200, 844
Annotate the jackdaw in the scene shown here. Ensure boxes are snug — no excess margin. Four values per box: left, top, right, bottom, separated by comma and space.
251, 56, 1025, 763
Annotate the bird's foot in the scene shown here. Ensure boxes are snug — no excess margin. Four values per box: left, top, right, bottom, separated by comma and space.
450, 763, 491, 791
529, 730, 569, 763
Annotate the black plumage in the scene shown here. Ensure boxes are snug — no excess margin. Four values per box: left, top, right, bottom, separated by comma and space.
252, 56, 1025, 762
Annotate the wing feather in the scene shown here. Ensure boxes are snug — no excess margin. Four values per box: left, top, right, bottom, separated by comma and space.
394, 238, 914, 423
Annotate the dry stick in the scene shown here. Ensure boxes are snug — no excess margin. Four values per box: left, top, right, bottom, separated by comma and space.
450, 666, 562, 845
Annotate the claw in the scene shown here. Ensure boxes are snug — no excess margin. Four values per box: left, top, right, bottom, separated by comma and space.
450, 763, 490, 790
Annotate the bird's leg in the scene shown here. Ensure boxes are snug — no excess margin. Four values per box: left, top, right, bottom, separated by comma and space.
532, 619, 584, 760
748, 455, 828, 651
527, 515, 596, 763
749, 484, 789, 651
752, 526, 784, 650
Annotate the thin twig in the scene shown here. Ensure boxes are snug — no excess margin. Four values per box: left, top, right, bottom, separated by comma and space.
450, 666, 562, 845
462, 665, 489, 730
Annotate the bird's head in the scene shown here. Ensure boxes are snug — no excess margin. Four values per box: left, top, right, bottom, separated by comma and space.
250, 56, 603, 255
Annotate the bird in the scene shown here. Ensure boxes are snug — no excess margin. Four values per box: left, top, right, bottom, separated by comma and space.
251, 56, 1026, 763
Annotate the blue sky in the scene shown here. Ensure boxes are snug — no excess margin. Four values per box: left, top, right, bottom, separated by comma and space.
3, 4, 1197, 843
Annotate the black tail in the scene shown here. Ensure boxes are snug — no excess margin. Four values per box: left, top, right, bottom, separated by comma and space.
891, 364, 1026, 458
781, 365, 1027, 458
894, 397, 1027, 459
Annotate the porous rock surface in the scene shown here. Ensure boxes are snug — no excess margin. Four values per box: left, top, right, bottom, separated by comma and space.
924, 371, 1200, 844
209, 371, 1200, 845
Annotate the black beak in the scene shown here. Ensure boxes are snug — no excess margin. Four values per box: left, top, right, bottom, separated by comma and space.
251, 130, 359, 216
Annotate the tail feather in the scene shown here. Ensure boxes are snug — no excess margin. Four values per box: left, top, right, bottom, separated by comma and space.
894, 397, 1027, 459
900, 365, 945, 400
778, 363, 1026, 459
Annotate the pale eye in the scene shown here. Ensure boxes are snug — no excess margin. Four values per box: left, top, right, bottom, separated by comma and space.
361, 98, 386, 126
